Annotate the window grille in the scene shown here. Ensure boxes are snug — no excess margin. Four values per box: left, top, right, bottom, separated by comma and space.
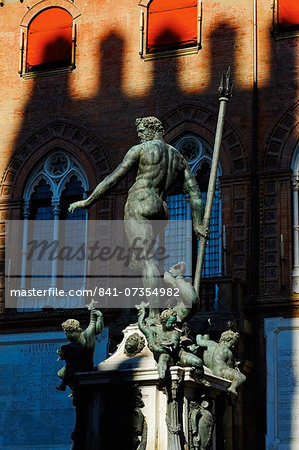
166, 134, 221, 280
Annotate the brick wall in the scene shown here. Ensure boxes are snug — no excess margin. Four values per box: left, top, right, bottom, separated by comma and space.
0, 1, 298, 447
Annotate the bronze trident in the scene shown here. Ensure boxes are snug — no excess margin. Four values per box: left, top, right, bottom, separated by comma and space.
194, 67, 234, 294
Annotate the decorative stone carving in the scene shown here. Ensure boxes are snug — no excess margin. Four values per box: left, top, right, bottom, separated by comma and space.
47, 152, 69, 177
177, 136, 201, 163
165, 377, 183, 450
1, 120, 111, 199
124, 332, 146, 357
163, 103, 248, 175
189, 399, 214, 450
132, 384, 148, 450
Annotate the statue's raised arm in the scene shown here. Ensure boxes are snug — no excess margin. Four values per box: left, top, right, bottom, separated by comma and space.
85, 299, 104, 336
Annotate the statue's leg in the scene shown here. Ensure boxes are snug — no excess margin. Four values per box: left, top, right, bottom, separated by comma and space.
188, 355, 203, 376
142, 259, 162, 320
227, 370, 246, 396
180, 350, 204, 376
57, 366, 65, 380
56, 366, 67, 391
158, 353, 172, 380
124, 219, 161, 320
164, 262, 199, 322
220, 367, 246, 396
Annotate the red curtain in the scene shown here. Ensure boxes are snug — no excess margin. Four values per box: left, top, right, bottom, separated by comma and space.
27, 8, 72, 69
147, 0, 197, 53
278, 0, 299, 27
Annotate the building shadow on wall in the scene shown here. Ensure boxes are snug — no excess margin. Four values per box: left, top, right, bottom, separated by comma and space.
3, 15, 299, 450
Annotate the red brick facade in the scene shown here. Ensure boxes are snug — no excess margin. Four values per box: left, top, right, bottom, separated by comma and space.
0, 0, 298, 448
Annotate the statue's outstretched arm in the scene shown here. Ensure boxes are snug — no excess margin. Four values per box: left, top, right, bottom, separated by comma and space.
137, 307, 150, 339
69, 145, 140, 212
85, 308, 104, 337
183, 164, 205, 238
94, 309, 104, 335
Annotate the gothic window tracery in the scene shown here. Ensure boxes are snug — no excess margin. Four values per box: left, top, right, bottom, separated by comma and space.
19, 151, 88, 310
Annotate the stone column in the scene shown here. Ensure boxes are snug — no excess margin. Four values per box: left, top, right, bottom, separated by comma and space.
51, 198, 60, 290
292, 174, 299, 292
20, 200, 30, 290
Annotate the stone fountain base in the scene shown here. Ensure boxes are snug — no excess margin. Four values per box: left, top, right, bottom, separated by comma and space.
71, 324, 235, 450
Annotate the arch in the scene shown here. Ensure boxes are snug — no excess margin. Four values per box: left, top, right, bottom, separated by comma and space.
0, 120, 111, 199
30, 176, 53, 198
24, 172, 54, 202
26, 8, 73, 72
147, 0, 197, 53
264, 101, 299, 172
20, 0, 81, 28
162, 102, 249, 176
59, 167, 88, 196
174, 132, 222, 177
23, 151, 88, 201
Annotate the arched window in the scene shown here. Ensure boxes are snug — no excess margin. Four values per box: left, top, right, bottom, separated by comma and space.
19, 151, 88, 310
30, 178, 53, 220
24, 151, 87, 217
147, 0, 197, 53
139, 0, 201, 58
166, 134, 222, 279
26, 7, 73, 73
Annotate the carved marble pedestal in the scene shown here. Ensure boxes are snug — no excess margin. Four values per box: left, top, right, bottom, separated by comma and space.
71, 325, 234, 450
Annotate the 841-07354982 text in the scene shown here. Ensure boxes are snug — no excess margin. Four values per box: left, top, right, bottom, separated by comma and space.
96, 287, 180, 297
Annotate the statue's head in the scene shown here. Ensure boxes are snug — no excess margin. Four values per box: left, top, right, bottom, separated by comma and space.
160, 308, 177, 330
190, 398, 209, 412
124, 332, 145, 357
135, 116, 165, 143
189, 400, 200, 411
61, 319, 82, 342
219, 330, 239, 347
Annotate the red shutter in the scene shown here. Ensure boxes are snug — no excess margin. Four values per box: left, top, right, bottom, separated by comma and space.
27, 8, 72, 70
278, 0, 299, 27
147, 0, 197, 53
